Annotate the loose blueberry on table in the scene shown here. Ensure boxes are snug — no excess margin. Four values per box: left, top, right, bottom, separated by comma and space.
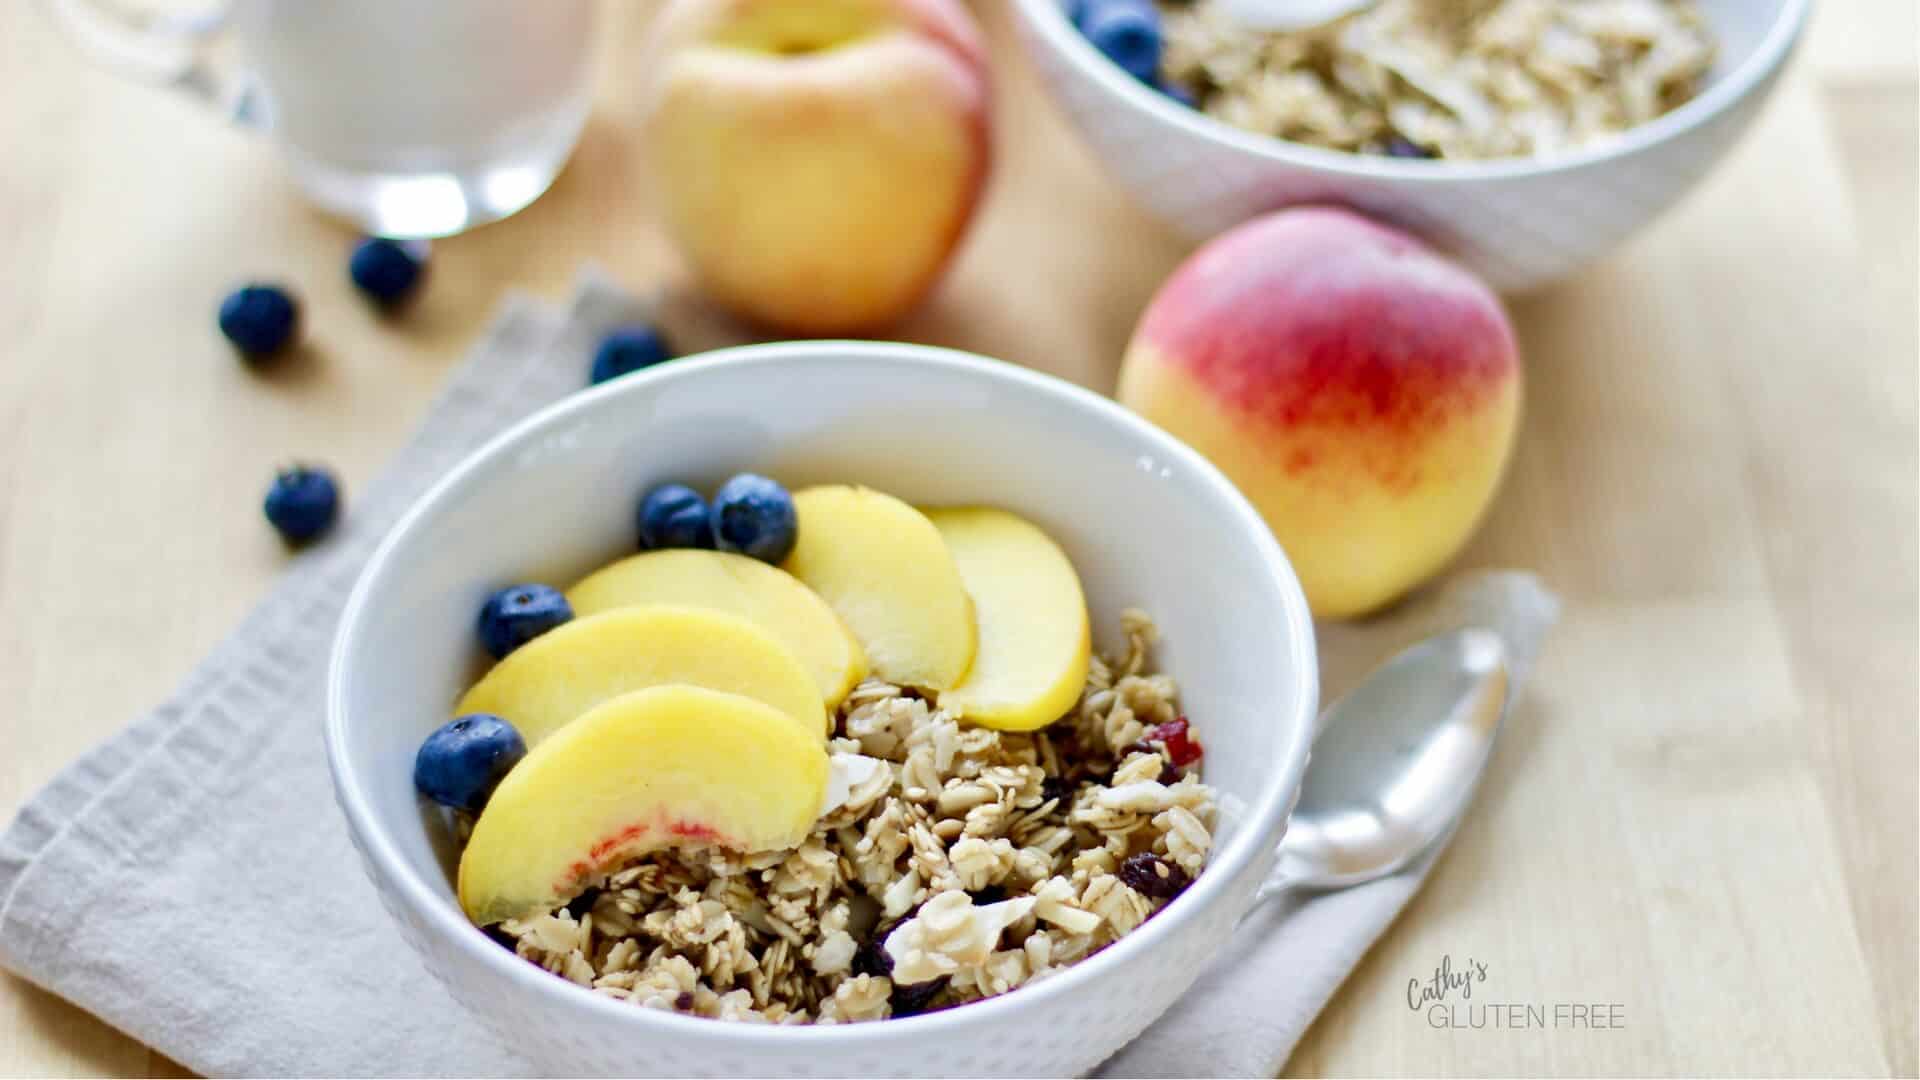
711, 473, 799, 564
589, 324, 675, 385
414, 713, 527, 813
262, 465, 339, 545
477, 584, 573, 660
218, 283, 300, 359
349, 236, 427, 307
636, 482, 715, 550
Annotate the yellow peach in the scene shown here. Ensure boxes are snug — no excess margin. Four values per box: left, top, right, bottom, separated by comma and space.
458, 684, 827, 926
926, 507, 1089, 731
455, 606, 827, 745
565, 549, 866, 708
639, 0, 991, 334
783, 485, 976, 689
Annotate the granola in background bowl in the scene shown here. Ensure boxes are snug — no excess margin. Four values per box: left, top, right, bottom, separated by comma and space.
490, 611, 1219, 1024
1159, 0, 1717, 160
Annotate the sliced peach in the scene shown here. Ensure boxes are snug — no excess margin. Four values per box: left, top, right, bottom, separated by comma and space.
454, 606, 826, 745
926, 507, 1090, 731
565, 549, 866, 708
782, 485, 976, 690
458, 684, 828, 925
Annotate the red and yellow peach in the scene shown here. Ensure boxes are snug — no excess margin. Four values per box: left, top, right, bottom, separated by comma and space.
1118, 207, 1521, 618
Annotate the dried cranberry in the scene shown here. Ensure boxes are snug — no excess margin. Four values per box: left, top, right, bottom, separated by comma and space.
967, 884, 1008, 906
890, 976, 948, 1017
852, 937, 894, 979
1157, 760, 1182, 786
1143, 716, 1202, 768
1040, 774, 1073, 807
1117, 853, 1191, 901
1384, 135, 1437, 159
564, 887, 602, 921
674, 990, 695, 1010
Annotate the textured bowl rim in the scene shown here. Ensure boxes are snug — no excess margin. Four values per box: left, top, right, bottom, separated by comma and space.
326, 340, 1319, 1050
1011, 0, 1812, 184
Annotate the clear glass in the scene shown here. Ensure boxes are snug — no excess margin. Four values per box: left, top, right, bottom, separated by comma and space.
46, 0, 596, 237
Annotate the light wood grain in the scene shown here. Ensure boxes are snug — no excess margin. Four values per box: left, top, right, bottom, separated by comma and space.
0, 1, 1912, 1076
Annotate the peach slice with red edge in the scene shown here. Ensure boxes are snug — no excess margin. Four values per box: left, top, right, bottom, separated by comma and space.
458, 684, 829, 926
781, 485, 976, 690
454, 605, 827, 746
925, 507, 1090, 731
565, 549, 866, 709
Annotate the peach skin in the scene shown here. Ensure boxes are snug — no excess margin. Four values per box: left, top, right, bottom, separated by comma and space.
1118, 207, 1521, 618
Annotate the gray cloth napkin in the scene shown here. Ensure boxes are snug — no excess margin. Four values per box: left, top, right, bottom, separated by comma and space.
0, 273, 1557, 1078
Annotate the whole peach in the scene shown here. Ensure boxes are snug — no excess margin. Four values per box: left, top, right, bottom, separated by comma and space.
638, 0, 991, 335
1118, 207, 1521, 618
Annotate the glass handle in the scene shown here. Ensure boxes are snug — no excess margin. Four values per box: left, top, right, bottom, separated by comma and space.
44, 0, 260, 127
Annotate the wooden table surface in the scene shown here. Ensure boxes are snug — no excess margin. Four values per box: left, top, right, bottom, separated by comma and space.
1, 2, 1913, 1076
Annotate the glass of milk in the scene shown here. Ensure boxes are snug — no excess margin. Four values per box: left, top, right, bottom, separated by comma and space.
46, 0, 596, 237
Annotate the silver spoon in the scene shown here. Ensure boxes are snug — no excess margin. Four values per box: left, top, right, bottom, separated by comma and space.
1212, 0, 1376, 33
1254, 627, 1511, 903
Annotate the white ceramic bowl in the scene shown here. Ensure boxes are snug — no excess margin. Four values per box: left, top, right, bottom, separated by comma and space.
327, 342, 1318, 1077
1011, 0, 1810, 290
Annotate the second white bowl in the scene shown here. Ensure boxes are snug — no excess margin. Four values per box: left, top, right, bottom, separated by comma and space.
1011, 0, 1811, 291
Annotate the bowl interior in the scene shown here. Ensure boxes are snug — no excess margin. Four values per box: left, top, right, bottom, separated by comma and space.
1693, 0, 1795, 84
330, 343, 1316, 935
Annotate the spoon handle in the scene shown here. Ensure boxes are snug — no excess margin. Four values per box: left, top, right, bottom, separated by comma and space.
1248, 851, 1317, 907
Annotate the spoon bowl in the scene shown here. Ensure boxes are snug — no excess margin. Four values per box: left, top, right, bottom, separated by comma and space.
1263, 628, 1511, 898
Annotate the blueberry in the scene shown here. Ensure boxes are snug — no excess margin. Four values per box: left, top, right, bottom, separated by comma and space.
636, 483, 715, 551
414, 713, 526, 812
1149, 74, 1197, 108
1065, 0, 1091, 27
219, 283, 299, 359
263, 465, 340, 545
589, 325, 675, 385
477, 584, 573, 660
1079, 0, 1162, 82
711, 473, 797, 564
349, 237, 426, 306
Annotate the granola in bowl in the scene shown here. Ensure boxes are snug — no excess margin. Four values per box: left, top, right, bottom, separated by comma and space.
483, 610, 1216, 1024
1157, 0, 1718, 160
